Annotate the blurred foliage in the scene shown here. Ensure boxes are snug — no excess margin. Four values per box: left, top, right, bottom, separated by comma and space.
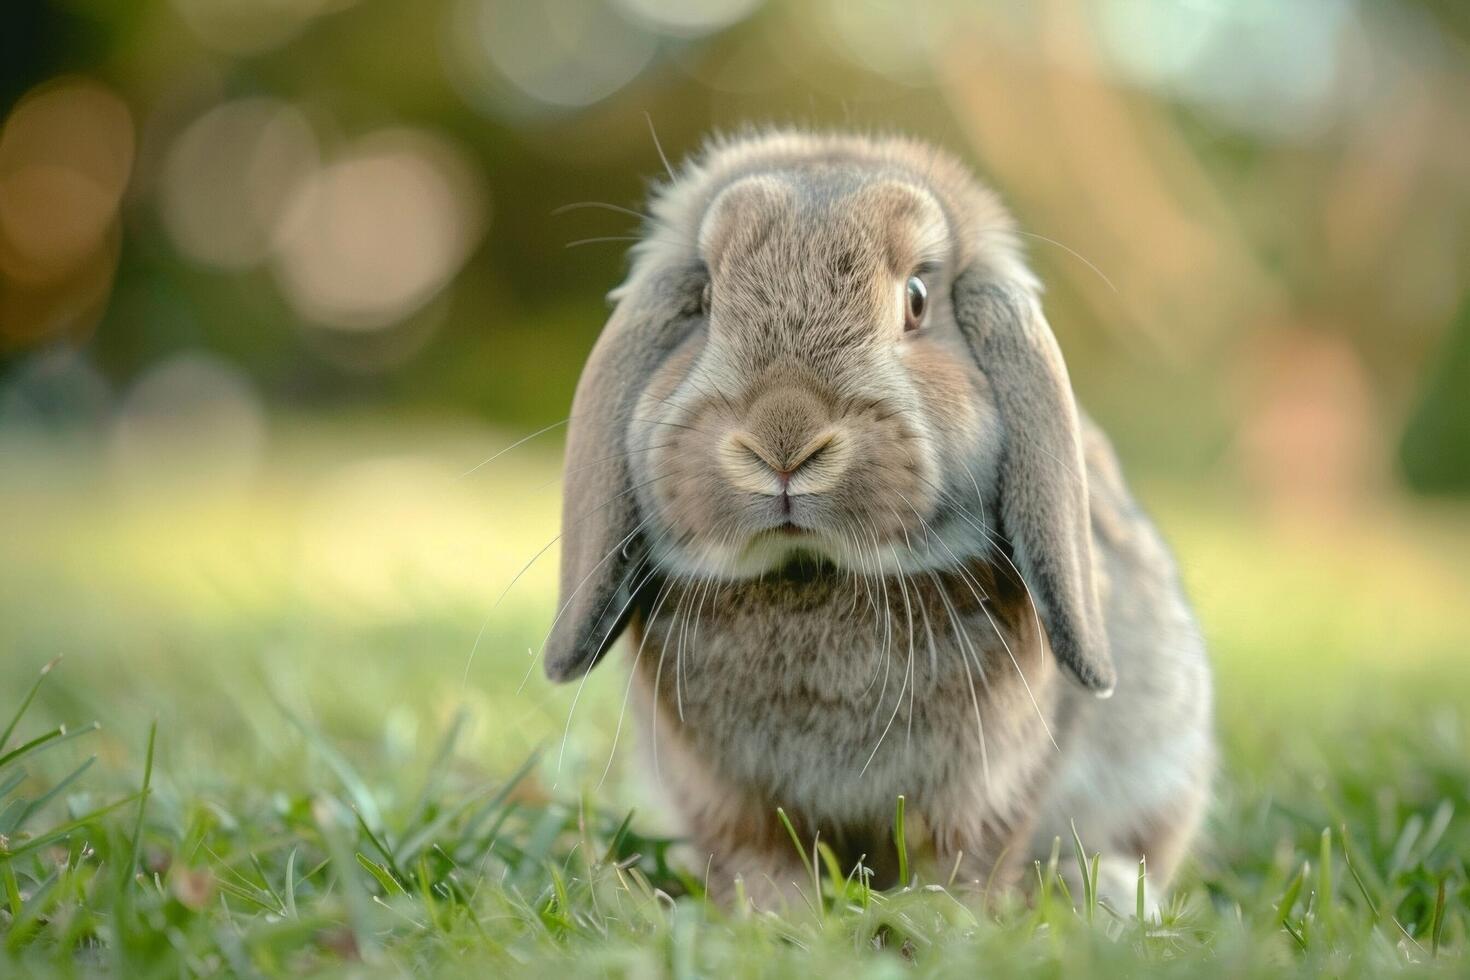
1402, 297, 1470, 494
0, 0, 1466, 496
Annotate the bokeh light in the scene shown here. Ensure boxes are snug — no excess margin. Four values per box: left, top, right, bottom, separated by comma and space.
810, 0, 950, 85
159, 97, 318, 271
614, 0, 763, 39
1095, 0, 1359, 138
0, 0, 1463, 505
0, 77, 133, 349
448, 0, 658, 115
108, 352, 267, 495
0, 348, 112, 438
269, 128, 487, 332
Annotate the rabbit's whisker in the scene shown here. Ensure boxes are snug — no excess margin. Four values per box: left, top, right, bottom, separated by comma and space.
851, 520, 880, 618
1015, 230, 1118, 296
962, 460, 991, 529
930, 570, 993, 793
838, 521, 870, 620
532, 468, 695, 670
556, 547, 666, 784
916, 472, 1052, 704
532, 442, 676, 494
676, 558, 719, 724
895, 491, 1059, 753
552, 200, 657, 223
565, 234, 686, 250
899, 570, 919, 749
459, 417, 569, 478
684, 366, 743, 423
857, 517, 893, 703
484, 440, 692, 687
643, 110, 678, 184
890, 509, 922, 749
467, 528, 559, 689
687, 533, 731, 695
629, 416, 715, 437
859, 548, 914, 779
510, 504, 657, 696
597, 572, 679, 791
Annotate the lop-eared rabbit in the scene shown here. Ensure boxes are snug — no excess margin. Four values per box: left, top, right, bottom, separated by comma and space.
543, 131, 1213, 913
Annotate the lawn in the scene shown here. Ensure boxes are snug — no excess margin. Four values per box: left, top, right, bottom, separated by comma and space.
1, 417, 1467, 977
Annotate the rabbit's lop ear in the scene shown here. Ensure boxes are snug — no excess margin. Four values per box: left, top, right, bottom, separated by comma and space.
543, 267, 700, 683
952, 272, 1116, 696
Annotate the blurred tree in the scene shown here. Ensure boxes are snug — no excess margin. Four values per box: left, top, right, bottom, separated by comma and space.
1400, 294, 1470, 496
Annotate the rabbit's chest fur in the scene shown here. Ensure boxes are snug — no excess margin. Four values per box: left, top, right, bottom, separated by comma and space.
631, 561, 1061, 829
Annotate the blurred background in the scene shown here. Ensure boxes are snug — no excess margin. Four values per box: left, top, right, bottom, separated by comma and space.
1, 0, 1468, 809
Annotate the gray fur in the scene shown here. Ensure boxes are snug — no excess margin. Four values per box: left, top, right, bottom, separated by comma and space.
950, 278, 1114, 695
543, 263, 705, 681
544, 130, 1214, 911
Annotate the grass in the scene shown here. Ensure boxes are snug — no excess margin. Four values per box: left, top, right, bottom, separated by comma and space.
1, 417, 1468, 976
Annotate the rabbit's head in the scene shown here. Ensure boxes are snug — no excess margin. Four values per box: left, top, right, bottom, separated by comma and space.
544, 132, 1114, 696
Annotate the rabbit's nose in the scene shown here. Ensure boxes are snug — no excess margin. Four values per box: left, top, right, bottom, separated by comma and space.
720, 429, 852, 500
730, 430, 835, 486
718, 385, 852, 496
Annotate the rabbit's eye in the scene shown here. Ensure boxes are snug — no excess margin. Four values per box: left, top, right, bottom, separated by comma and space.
904, 275, 928, 332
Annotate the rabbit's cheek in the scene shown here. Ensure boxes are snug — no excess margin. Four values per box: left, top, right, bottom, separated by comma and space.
905, 337, 987, 456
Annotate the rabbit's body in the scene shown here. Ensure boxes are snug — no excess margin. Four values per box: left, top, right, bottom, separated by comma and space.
628, 418, 1210, 905
544, 130, 1213, 911
630, 560, 1058, 889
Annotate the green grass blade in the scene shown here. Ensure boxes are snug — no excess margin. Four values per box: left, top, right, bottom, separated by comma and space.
1037, 836, 1061, 910
284, 847, 299, 919
4, 867, 59, 952
1070, 820, 1096, 918
2, 860, 21, 917
893, 795, 909, 889
1317, 827, 1333, 920
276, 698, 383, 832
1338, 824, 1381, 923
775, 806, 810, 880
0, 768, 26, 802
403, 705, 469, 831
312, 795, 379, 962
1136, 856, 1147, 924
0, 656, 60, 752
13, 755, 96, 832
397, 781, 502, 869
356, 852, 408, 897
249, 851, 288, 913
1089, 852, 1101, 918
449, 752, 540, 865
123, 720, 157, 885
602, 808, 636, 865
1, 725, 67, 770
0, 720, 101, 772
775, 806, 821, 917
1278, 861, 1307, 929
1430, 875, 1447, 958
0, 792, 141, 861
354, 806, 408, 887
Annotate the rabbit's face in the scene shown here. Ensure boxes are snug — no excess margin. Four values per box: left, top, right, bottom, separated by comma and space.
630, 174, 1001, 579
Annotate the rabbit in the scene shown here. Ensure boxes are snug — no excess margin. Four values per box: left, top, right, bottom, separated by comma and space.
542, 130, 1214, 914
